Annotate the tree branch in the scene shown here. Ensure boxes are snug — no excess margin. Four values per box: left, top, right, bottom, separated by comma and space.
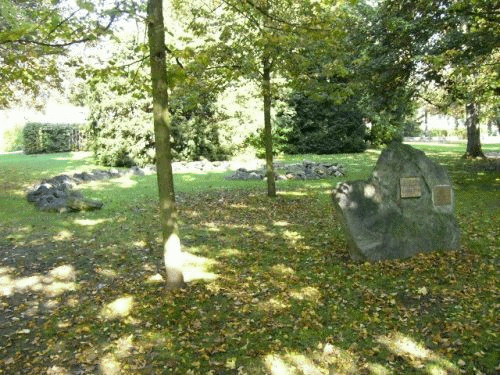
48, 8, 83, 36
242, 0, 330, 34
416, 94, 449, 112
117, 54, 151, 69
220, 0, 261, 29
164, 45, 184, 69
2, 13, 116, 48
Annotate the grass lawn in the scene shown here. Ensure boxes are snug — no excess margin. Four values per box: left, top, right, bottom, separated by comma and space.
0, 143, 498, 374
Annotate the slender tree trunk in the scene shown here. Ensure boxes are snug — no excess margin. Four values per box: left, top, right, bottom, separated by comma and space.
464, 102, 485, 158
424, 109, 428, 137
147, 0, 185, 289
262, 56, 276, 197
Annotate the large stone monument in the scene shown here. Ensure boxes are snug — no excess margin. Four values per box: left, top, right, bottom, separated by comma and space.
332, 142, 460, 261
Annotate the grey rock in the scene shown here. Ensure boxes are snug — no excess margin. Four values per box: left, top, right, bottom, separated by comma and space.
27, 184, 51, 202
108, 168, 121, 177
26, 164, 164, 213
38, 197, 67, 212
72, 172, 90, 182
129, 166, 145, 176
225, 161, 345, 181
248, 172, 263, 179
90, 169, 111, 180
332, 142, 460, 261
67, 196, 104, 211
27, 175, 102, 213
225, 168, 264, 180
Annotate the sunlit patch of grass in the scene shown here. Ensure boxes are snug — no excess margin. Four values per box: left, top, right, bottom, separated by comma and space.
100, 296, 134, 320
0, 144, 498, 374
0, 264, 78, 297
73, 218, 111, 226
53, 151, 93, 161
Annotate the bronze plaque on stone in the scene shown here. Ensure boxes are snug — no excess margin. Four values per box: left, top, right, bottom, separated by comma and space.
433, 185, 452, 207
400, 177, 421, 198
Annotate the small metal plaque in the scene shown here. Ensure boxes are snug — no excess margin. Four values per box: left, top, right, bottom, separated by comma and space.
400, 177, 421, 198
433, 185, 453, 207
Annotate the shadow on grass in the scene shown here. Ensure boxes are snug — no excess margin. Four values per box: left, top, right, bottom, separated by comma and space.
1, 187, 496, 374
0, 146, 498, 374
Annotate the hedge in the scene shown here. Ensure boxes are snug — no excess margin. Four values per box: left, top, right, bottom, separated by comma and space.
23, 122, 87, 154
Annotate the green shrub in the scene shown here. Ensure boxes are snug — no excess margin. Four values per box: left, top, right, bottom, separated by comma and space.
87, 86, 229, 167
451, 127, 467, 139
170, 94, 228, 162
246, 95, 367, 157
280, 94, 367, 154
244, 123, 294, 158
2, 123, 24, 152
87, 93, 155, 167
403, 120, 422, 137
429, 129, 448, 137
22, 122, 86, 154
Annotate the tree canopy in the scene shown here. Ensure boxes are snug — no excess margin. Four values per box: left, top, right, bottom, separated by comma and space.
4, 0, 499, 153
0, 0, 119, 108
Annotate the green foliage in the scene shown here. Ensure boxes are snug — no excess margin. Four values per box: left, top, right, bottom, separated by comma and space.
170, 108, 228, 162
22, 122, 86, 154
83, 68, 231, 167
245, 121, 294, 159
214, 80, 268, 157
0, 143, 499, 374
0, 0, 119, 108
369, 121, 402, 146
367, 0, 500, 148
87, 91, 155, 167
169, 80, 230, 162
403, 119, 422, 137
281, 94, 367, 154
429, 129, 449, 138
353, 2, 419, 145
453, 127, 467, 139
1, 123, 24, 152
246, 94, 367, 157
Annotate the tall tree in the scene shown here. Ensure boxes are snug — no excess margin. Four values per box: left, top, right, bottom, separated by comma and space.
465, 102, 483, 157
359, 0, 499, 154
215, 0, 285, 197
187, 0, 359, 196
400, 0, 499, 157
147, 0, 185, 289
357, 0, 434, 143
421, 1, 499, 158
260, 2, 277, 197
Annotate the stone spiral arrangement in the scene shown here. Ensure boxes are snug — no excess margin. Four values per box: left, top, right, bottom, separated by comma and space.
225, 160, 345, 180
26, 160, 345, 213
26, 166, 152, 213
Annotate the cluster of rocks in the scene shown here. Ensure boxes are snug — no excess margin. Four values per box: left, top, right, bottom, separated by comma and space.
26, 159, 346, 212
225, 161, 345, 181
172, 160, 231, 174
26, 166, 154, 213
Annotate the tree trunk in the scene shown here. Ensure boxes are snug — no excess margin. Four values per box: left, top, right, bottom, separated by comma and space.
262, 55, 276, 197
424, 109, 428, 137
464, 102, 485, 158
147, 0, 185, 289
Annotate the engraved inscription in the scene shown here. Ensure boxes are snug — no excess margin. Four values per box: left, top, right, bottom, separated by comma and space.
433, 185, 452, 207
400, 177, 421, 198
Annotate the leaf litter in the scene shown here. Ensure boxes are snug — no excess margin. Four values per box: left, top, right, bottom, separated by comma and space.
0, 153, 499, 374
